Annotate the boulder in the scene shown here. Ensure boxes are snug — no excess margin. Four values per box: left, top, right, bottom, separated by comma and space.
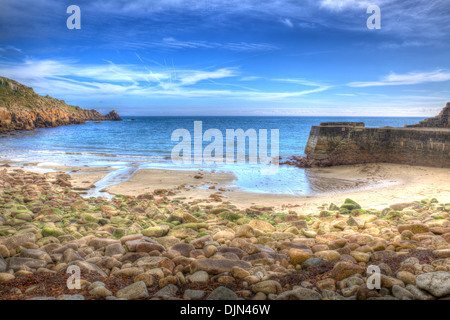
331, 261, 364, 281
252, 280, 282, 295
8, 257, 47, 272
116, 281, 149, 300
416, 271, 450, 297
0, 232, 35, 249
276, 287, 322, 300
190, 259, 251, 275
206, 286, 238, 300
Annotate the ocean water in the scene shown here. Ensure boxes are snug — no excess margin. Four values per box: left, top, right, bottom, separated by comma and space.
0, 116, 425, 197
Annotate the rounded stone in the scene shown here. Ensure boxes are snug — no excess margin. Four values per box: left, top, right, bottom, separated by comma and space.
116, 281, 149, 300
416, 271, 450, 297
187, 270, 209, 283
251, 280, 282, 295
350, 251, 370, 263
0, 273, 15, 283
331, 261, 364, 281
134, 273, 155, 287
232, 266, 250, 279
315, 250, 340, 262
90, 286, 113, 298
288, 248, 312, 265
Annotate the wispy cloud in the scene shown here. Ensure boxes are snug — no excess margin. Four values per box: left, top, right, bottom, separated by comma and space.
97, 0, 449, 40
240, 76, 261, 81
0, 58, 328, 101
273, 78, 325, 87
280, 18, 294, 28
348, 70, 450, 87
177, 68, 237, 86
319, 0, 387, 11
124, 37, 278, 52
222, 42, 278, 51
0, 46, 22, 54
155, 37, 214, 50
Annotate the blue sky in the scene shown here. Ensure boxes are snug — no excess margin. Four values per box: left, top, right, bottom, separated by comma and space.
0, 0, 449, 116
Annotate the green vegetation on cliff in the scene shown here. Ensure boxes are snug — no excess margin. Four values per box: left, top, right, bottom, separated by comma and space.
0, 76, 121, 132
0, 77, 80, 113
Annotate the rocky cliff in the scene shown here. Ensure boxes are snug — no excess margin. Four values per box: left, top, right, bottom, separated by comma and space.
0, 76, 122, 133
405, 102, 450, 128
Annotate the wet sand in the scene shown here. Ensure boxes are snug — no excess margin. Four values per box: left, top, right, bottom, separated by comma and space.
104, 163, 450, 213
106, 168, 237, 200
5, 161, 449, 213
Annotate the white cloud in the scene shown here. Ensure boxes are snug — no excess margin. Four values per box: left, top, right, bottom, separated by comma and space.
158, 37, 214, 49
146, 38, 278, 52
0, 58, 329, 101
240, 76, 261, 81
273, 78, 324, 87
348, 70, 450, 87
281, 18, 293, 28
0, 46, 22, 54
222, 42, 278, 51
177, 68, 237, 86
319, 0, 385, 11
122, 38, 278, 53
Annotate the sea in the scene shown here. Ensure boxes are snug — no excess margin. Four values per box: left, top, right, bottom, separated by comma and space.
0, 116, 425, 197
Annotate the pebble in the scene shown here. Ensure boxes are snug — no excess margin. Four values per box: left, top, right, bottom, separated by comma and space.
0, 256, 6, 273
0, 170, 449, 302
406, 285, 436, 300
395, 271, 416, 286
276, 287, 322, 300
231, 266, 250, 279
153, 284, 179, 298
416, 271, 450, 297
186, 270, 209, 283
183, 289, 205, 300
288, 248, 312, 265
251, 280, 282, 295
0, 273, 15, 283
90, 286, 113, 298
392, 285, 414, 300
315, 250, 340, 262
331, 261, 364, 281
206, 286, 238, 300
116, 281, 149, 300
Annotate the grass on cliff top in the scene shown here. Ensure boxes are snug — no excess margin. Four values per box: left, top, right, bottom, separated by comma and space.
0, 77, 83, 113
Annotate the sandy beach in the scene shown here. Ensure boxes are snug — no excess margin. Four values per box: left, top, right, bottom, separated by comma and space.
5, 159, 448, 212
58, 162, 450, 212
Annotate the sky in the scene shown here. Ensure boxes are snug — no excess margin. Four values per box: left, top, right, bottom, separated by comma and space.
0, 0, 449, 116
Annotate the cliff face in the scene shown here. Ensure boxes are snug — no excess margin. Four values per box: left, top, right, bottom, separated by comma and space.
405, 102, 450, 128
0, 77, 122, 133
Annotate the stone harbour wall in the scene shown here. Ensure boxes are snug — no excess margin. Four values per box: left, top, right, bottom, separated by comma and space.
305, 103, 450, 168
305, 124, 450, 168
